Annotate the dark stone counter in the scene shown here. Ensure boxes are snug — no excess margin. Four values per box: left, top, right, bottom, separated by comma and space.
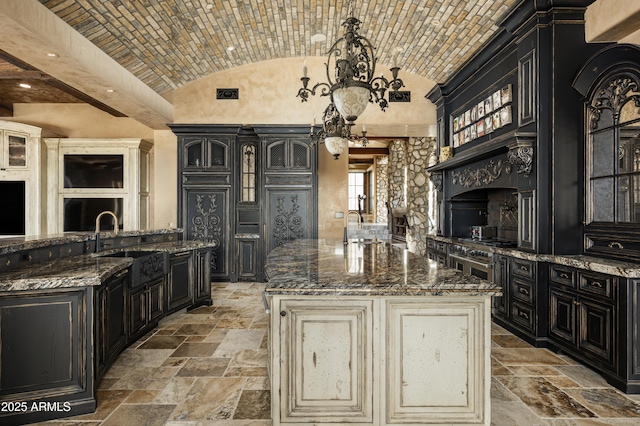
265, 239, 501, 297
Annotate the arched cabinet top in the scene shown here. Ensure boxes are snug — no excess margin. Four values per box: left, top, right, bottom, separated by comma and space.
573, 44, 640, 98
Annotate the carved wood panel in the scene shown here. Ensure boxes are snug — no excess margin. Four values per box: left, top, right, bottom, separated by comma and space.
266, 189, 313, 253
185, 189, 228, 278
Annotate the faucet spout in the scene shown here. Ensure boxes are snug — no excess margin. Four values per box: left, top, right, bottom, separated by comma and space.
343, 210, 363, 244
95, 211, 119, 235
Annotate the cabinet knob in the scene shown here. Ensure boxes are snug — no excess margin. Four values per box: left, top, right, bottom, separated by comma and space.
280, 311, 287, 317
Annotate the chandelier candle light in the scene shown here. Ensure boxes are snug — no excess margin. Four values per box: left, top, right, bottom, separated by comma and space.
298, 1, 403, 158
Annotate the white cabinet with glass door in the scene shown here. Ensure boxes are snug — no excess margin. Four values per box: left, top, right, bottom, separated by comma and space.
0, 120, 44, 236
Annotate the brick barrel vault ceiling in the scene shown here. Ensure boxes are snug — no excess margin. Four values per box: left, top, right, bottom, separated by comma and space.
38, 0, 519, 96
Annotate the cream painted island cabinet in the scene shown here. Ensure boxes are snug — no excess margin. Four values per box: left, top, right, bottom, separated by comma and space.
265, 240, 501, 425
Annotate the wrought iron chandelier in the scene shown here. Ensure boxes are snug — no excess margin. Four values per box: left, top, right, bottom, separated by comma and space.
297, 1, 404, 125
309, 103, 369, 160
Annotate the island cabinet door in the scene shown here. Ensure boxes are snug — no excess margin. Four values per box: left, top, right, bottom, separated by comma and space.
273, 298, 374, 424
384, 298, 490, 425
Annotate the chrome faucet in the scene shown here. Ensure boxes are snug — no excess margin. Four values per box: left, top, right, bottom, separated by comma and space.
343, 210, 362, 244
95, 211, 119, 235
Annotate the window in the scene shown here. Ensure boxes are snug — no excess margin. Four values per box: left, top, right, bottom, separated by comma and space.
587, 75, 640, 224
241, 143, 256, 202
348, 172, 366, 211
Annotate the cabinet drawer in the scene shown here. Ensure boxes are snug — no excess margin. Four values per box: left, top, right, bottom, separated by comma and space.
511, 258, 535, 279
511, 277, 534, 304
550, 265, 576, 288
511, 301, 535, 333
426, 238, 435, 249
579, 271, 616, 299
435, 242, 447, 253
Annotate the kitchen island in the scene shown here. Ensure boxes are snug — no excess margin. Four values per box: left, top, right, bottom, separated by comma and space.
265, 239, 501, 426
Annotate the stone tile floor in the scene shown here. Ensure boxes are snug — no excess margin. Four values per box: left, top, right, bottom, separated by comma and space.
37, 282, 640, 425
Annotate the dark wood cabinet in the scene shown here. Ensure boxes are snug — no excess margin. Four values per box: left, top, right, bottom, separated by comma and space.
257, 127, 317, 255
236, 237, 259, 280
167, 251, 192, 313
96, 268, 128, 379
492, 254, 509, 317
182, 136, 231, 170
173, 124, 317, 282
491, 256, 545, 346
173, 124, 237, 281
0, 289, 96, 424
193, 247, 212, 305
548, 266, 617, 373
183, 188, 230, 280
128, 277, 164, 340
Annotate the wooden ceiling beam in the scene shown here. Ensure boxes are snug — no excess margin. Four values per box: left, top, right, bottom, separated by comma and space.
0, 71, 49, 80
0, 102, 13, 116
349, 147, 389, 155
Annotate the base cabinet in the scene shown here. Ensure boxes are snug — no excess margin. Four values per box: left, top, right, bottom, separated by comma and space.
96, 268, 128, 379
193, 248, 212, 306
0, 289, 96, 425
548, 266, 617, 377
270, 296, 491, 425
128, 278, 164, 341
491, 256, 545, 346
167, 252, 192, 313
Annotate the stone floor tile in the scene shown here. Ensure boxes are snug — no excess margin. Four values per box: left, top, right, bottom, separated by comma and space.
100, 404, 176, 426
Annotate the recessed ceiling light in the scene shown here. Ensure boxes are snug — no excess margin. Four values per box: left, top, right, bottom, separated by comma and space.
106, 88, 115, 93
45, 52, 59, 58
18, 83, 31, 89
227, 46, 235, 51
311, 33, 327, 43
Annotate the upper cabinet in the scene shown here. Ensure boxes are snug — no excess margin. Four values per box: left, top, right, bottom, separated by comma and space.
183, 136, 231, 171
265, 138, 312, 172
1, 130, 28, 170
573, 45, 640, 262
44, 138, 152, 234
0, 120, 45, 236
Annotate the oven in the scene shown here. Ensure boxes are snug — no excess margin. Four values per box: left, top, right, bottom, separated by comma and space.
448, 244, 494, 282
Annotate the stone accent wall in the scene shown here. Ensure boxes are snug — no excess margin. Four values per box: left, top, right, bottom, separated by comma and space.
388, 140, 407, 209
375, 156, 389, 223
375, 137, 438, 255
405, 137, 438, 255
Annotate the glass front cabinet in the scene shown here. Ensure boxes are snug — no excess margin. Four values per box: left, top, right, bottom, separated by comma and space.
0, 120, 44, 236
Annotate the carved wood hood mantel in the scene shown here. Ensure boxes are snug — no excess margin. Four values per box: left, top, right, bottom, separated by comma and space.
426, 132, 536, 191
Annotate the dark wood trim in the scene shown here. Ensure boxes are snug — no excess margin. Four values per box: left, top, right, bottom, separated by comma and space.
348, 147, 388, 156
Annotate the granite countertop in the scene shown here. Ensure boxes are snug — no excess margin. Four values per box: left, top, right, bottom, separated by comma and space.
0, 239, 214, 293
96, 240, 217, 256
0, 255, 132, 292
0, 228, 183, 255
265, 239, 501, 297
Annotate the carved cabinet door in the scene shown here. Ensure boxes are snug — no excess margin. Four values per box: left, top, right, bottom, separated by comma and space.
184, 188, 229, 279
265, 188, 314, 254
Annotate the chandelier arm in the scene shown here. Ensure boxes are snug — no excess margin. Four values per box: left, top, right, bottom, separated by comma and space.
297, 82, 332, 102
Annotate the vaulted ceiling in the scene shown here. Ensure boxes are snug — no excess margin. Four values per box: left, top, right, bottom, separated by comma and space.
0, 0, 521, 125
36, 0, 519, 95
